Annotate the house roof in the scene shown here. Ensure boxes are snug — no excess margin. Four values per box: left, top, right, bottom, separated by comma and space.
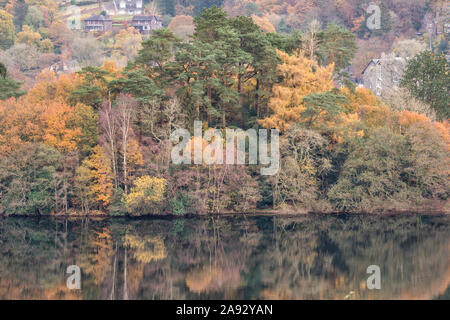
85, 14, 112, 21
132, 15, 160, 21
361, 57, 406, 75
361, 59, 377, 75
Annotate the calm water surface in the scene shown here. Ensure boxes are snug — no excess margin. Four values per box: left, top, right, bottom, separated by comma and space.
0, 214, 449, 300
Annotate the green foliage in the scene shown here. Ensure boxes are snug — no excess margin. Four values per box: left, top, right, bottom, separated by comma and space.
165, 7, 278, 127
318, 23, 357, 71
0, 144, 62, 215
70, 67, 110, 108
245, 2, 260, 17
0, 61, 5, 77
132, 28, 181, 84
109, 69, 164, 105
156, 0, 175, 16
108, 188, 127, 216
24, 6, 44, 30
328, 124, 449, 211
328, 128, 410, 211
169, 194, 193, 215
404, 122, 449, 200
192, 1, 224, 16
13, 0, 28, 32
70, 103, 98, 156
277, 18, 290, 34
274, 125, 331, 210
0, 63, 25, 100
0, 9, 14, 49
302, 91, 348, 128
400, 51, 449, 120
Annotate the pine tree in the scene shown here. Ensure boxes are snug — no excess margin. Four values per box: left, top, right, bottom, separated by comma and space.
156, 0, 175, 16
401, 51, 449, 120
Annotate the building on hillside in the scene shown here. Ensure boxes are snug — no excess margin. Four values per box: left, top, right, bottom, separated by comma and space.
361, 54, 408, 96
131, 15, 162, 34
84, 15, 113, 32
106, 0, 144, 15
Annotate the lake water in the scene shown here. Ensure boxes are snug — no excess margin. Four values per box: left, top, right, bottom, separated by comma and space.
0, 214, 448, 300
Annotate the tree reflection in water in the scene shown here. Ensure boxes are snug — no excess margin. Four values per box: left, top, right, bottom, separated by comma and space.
0, 215, 448, 300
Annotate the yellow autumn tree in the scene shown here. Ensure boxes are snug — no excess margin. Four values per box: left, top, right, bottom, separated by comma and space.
27, 70, 82, 104
15, 25, 41, 46
125, 176, 166, 214
78, 228, 114, 285
259, 50, 334, 132
341, 86, 394, 131
317, 86, 380, 143
341, 87, 380, 113
397, 110, 431, 130
124, 233, 167, 263
75, 146, 114, 211
125, 138, 144, 182
251, 14, 276, 33
101, 60, 119, 76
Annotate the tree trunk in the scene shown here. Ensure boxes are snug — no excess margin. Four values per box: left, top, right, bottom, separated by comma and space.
255, 78, 260, 118
222, 107, 226, 128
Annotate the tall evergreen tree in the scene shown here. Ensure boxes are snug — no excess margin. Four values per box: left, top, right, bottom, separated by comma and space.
13, 0, 28, 32
0, 63, 25, 100
156, 0, 175, 16
401, 51, 449, 120
192, 0, 224, 16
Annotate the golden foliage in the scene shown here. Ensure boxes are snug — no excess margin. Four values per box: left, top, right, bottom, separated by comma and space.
259, 50, 334, 132
125, 176, 166, 210
124, 233, 167, 263
41, 101, 82, 153
27, 70, 82, 104
15, 25, 41, 46
0, 98, 42, 155
78, 146, 114, 207
251, 14, 276, 33
397, 110, 431, 128
341, 87, 380, 113
185, 265, 241, 294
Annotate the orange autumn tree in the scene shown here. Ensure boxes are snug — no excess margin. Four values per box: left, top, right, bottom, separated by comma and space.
434, 121, 450, 152
27, 70, 82, 104
41, 101, 82, 154
75, 146, 114, 212
0, 97, 43, 155
0, 78, 88, 157
341, 86, 394, 131
259, 50, 334, 132
321, 86, 385, 143
251, 15, 276, 33
0, 97, 81, 156
396, 110, 450, 151
341, 87, 380, 113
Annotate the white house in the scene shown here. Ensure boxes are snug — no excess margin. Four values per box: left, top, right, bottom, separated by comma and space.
105, 0, 144, 15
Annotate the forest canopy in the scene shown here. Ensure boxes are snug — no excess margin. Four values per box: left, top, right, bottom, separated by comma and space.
0, 2, 448, 215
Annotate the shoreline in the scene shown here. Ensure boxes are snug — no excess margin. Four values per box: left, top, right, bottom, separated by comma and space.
1, 209, 448, 219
